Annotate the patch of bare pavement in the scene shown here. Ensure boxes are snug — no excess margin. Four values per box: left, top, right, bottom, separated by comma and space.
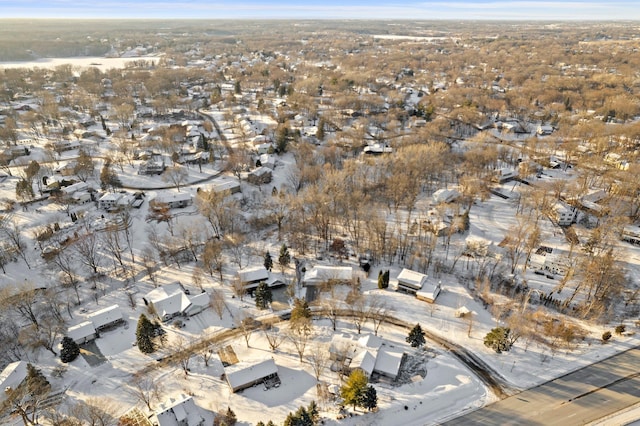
441, 345, 640, 425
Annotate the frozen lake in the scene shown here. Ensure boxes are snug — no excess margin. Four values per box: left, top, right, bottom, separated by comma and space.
0, 55, 161, 70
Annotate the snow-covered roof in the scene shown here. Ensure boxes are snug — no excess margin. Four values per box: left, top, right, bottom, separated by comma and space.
351, 350, 376, 376
237, 266, 269, 284
210, 176, 241, 194
225, 359, 278, 391
358, 334, 382, 350
0, 361, 27, 400
155, 394, 203, 426
189, 292, 209, 307
145, 283, 191, 318
86, 304, 123, 329
374, 348, 403, 378
303, 265, 353, 285
99, 192, 122, 202
396, 269, 427, 290
432, 188, 460, 204
61, 182, 89, 194
154, 292, 191, 319
416, 281, 441, 302
154, 192, 193, 204
67, 321, 96, 342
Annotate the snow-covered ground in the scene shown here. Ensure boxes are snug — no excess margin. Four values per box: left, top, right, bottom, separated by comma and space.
1, 61, 639, 426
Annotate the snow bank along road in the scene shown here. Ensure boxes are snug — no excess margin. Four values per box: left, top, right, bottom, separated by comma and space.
442, 345, 640, 426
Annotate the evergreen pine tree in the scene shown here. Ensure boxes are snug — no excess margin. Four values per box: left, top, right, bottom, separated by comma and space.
362, 385, 378, 411
278, 244, 291, 271
255, 282, 272, 309
60, 336, 80, 363
406, 323, 426, 348
136, 314, 156, 354
383, 270, 390, 288
264, 251, 273, 271
377, 270, 384, 289
307, 401, 319, 423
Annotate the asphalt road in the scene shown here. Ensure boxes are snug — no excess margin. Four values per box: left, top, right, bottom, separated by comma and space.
442, 345, 640, 426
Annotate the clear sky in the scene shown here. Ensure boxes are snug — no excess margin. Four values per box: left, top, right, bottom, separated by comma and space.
1, 0, 639, 20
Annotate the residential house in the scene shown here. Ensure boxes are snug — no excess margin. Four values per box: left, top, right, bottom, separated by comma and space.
54, 161, 77, 176
329, 333, 403, 381
183, 292, 209, 317
493, 167, 518, 184
224, 358, 279, 393
393, 268, 441, 302
150, 193, 193, 209
236, 266, 269, 291
67, 321, 97, 345
154, 394, 204, 426
622, 225, 640, 245
52, 140, 81, 152
432, 188, 460, 204
98, 192, 123, 210
86, 304, 124, 333
143, 283, 191, 322
246, 167, 272, 185
302, 265, 353, 287
537, 124, 554, 135
543, 254, 571, 276
138, 159, 166, 175
363, 143, 393, 155
553, 203, 578, 226
0, 361, 28, 402
208, 176, 241, 194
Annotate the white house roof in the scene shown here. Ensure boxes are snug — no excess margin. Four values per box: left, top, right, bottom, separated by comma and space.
153, 292, 191, 319
189, 292, 209, 307
225, 359, 278, 391
155, 192, 193, 204
432, 188, 460, 204
0, 361, 27, 400
144, 282, 185, 304
183, 292, 209, 316
237, 266, 269, 284
67, 321, 96, 341
374, 348, 403, 379
303, 265, 353, 284
210, 177, 241, 193
61, 182, 89, 195
99, 192, 122, 202
351, 350, 376, 377
86, 304, 123, 329
416, 281, 441, 302
396, 269, 427, 290
155, 394, 203, 426
357, 334, 382, 350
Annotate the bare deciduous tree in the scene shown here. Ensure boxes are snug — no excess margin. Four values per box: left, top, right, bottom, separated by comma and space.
126, 374, 163, 412
306, 344, 329, 382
